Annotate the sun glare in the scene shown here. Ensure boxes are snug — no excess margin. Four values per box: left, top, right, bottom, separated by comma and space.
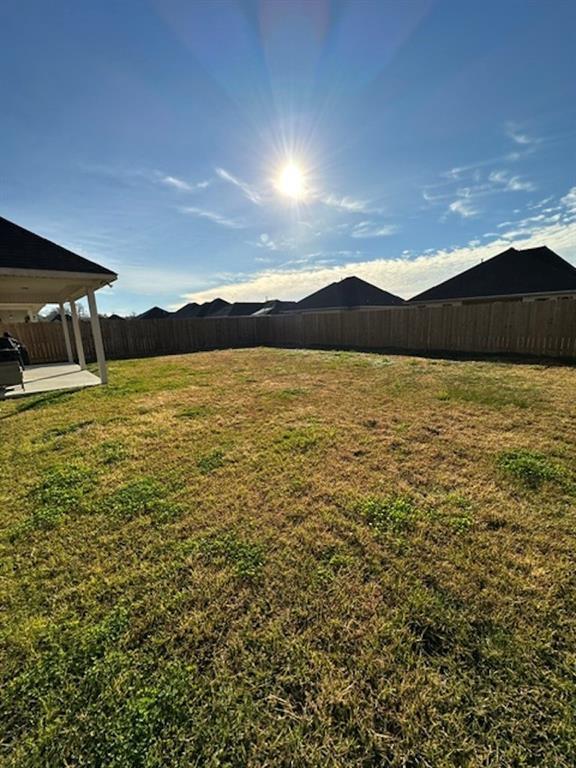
276, 162, 307, 200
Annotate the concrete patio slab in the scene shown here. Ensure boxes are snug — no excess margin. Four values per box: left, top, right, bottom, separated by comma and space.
1, 363, 101, 399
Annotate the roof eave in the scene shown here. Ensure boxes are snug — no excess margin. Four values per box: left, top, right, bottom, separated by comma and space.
410, 288, 576, 304
0, 266, 117, 283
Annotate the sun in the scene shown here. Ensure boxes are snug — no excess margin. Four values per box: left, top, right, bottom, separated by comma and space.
276, 162, 307, 200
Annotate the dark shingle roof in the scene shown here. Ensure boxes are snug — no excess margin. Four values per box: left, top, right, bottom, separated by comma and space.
252, 300, 297, 316
296, 276, 405, 311
211, 302, 266, 317
0, 215, 116, 276
137, 306, 171, 320
172, 302, 201, 318
410, 246, 576, 303
196, 298, 230, 317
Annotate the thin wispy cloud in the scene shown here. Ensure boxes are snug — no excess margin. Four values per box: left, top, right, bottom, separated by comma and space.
180, 206, 245, 229
79, 164, 213, 194
448, 199, 479, 218
257, 233, 278, 250
528, 196, 554, 210
162, 176, 191, 191
247, 233, 297, 252
488, 170, 536, 192
439, 121, 544, 184
436, 162, 537, 219
215, 167, 262, 205
319, 193, 374, 214
350, 221, 398, 238
276, 252, 349, 269
497, 212, 558, 229
422, 188, 446, 203
116, 263, 210, 296
160, 175, 211, 192
561, 186, 576, 212
506, 121, 540, 146
442, 153, 519, 180
444, 163, 491, 180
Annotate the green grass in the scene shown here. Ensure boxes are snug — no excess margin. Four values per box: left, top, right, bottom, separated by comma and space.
101, 477, 183, 521
274, 387, 307, 399
353, 494, 417, 533
198, 533, 266, 580
275, 424, 328, 453
176, 404, 210, 419
1, 348, 575, 767
196, 449, 225, 474
97, 439, 128, 465
437, 372, 543, 409
497, 449, 570, 490
439, 493, 475, 531
22, 463, 95, 532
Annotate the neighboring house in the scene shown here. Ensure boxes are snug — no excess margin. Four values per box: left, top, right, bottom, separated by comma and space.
107, 314, 125, 321
43, 308, 72, 322
137, 306, 171, 320
172, 299, 297, 318
410, 246, 576, 306
211, 302, 267, 317
252, 300, 298, 316
195, 298, 230, 317
172, 302, 201, 318
293, 276, 405, 313
160, 299, 234, 318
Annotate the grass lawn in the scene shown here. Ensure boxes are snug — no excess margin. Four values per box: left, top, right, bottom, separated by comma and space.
1, 348, 575, 767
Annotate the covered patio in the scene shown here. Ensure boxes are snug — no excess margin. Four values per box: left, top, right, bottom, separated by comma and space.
2, 363, 101, 399
0, 215, 117, 396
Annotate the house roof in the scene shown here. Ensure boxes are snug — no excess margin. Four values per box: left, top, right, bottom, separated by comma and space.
172, 302, 201, 318
211, 302, 266, 317
196, 298, 230, 317
410, 246, 576, 303
252, 300, 298, 316
137, 306, 171, 320
296, 276, 405, 311
0, 215, 116, 276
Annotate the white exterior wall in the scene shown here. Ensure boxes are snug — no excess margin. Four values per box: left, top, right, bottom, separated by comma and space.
0, 307, 38, 323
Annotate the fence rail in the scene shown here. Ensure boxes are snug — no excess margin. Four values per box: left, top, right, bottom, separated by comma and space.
2, 300, 575, 365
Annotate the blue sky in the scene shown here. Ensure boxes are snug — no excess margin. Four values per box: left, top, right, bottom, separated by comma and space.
1, 0, 575, 315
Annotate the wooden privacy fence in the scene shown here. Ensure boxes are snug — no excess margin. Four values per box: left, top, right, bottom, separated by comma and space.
1, 299, 575, 364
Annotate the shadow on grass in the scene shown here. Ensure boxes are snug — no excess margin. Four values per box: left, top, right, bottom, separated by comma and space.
0, 389, 76, 419
271, 343, 576, 368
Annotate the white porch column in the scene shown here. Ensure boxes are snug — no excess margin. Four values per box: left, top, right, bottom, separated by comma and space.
59, 303, 74, 363
86, 289, 108, 384
70, 299, 86, 370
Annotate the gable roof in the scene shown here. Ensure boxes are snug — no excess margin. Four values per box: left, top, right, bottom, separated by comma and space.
211, 302, 266, 317
296, 276, 405, 311
0, 215, 116, 276
196, 298, 230, 317
172, 302, 201, 318
410, 246, 576, 303
137, 306, 171, 320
